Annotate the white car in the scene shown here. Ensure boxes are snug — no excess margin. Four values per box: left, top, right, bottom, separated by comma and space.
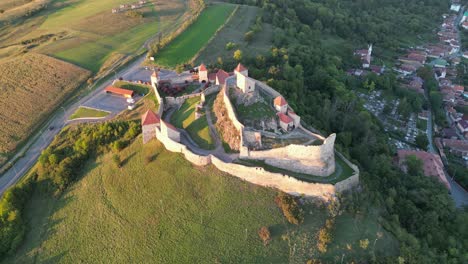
127, 98, 135, 104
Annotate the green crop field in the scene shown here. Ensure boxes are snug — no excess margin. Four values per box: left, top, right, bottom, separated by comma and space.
69, 107, 110, 120
171, 96, 214, 149
194, 5, 273, 64
153, 4, 236, 67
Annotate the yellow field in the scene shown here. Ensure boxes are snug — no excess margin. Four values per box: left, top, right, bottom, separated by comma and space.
0, 53, 90, 154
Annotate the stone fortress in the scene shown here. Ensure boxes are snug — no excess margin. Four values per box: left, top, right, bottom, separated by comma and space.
141, 63, 359, 201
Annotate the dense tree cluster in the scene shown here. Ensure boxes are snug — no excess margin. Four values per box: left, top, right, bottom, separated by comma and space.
225, 0, 467, 262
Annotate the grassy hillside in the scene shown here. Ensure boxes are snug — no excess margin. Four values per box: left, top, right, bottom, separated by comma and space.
0, 53, 90, 158
153, 3, 236, 67
194, 5, 273, 64
2, 123, 398, 262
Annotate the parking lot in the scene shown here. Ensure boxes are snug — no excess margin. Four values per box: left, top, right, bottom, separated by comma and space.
82, 91, 142, 115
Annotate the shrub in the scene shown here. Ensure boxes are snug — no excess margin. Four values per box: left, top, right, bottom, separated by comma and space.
112, 154, 121, 168
274, 192, 304, 225
225, 42, 237, 50
258, 226, 271, 245
125, 10, 143, 18
244, 31, 255, 43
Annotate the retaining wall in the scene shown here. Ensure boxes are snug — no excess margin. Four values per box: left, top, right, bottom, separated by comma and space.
255, 80, 282, 98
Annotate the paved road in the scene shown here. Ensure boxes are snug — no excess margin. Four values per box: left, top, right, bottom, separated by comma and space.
0, 55, 148, 195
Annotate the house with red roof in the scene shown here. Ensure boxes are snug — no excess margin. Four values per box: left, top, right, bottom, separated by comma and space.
104, 86, 134, 98
397, 150, 450, 190
141, 110, 160, 144
453, 85, 464, 94
273, 96, 288, 113
198, 63, 208, 83
215, 69, 229, 86
277, 112, 294, 131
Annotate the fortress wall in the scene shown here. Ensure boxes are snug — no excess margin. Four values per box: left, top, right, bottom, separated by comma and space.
335, 174, 360, 193
265, 159, 335, 177
153, 125, 357, 199
152, 84, 165, 117
298, 125, 325, 141
221, 86, 245, 148
211, 156, 336, 200
255, 81, 282, 98
243, 135, 335, 162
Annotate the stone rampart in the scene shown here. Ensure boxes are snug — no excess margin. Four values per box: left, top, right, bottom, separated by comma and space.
241, 134, 336, 176
221, 87, 244, 148
255, 80, 282, 98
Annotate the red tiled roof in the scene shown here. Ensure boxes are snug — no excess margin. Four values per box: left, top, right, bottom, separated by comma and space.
104, 86, 134, 96
141, 110, 160, 126
235, 63, 247, 73
208, 72, 217, 82
199, 63, 207, 71
274, 96, 287, 107
453, 85, 464, 92
277, 113, 293, 124
397, 150, 450, 189
216, 69, 229, 85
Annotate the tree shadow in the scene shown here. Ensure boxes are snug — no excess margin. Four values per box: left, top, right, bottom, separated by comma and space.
121, 152, 137, 167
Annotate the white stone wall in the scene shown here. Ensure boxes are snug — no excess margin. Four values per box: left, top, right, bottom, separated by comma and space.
142, 124, 158, 144
154, 123, 358, 200
237, 73, 255, 93
160, 121, 180, 142
255, 80, 282, 98
199, 70, 208, 82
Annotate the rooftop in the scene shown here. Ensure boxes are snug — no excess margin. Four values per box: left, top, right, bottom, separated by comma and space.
199, 63, 207, 71
277, 112, 293, 124
274, 96, 287, 107
141, 110, 160, 126
216, 69, 229, 85
234, 63, 247, 73
104, 86, 134, 96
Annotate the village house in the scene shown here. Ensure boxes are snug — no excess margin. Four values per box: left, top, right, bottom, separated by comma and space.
354, 44, 372, 68
277, 113, 294, 131
198, 63, 208, 83
112, 8, 119, 13
142, 110, 160, 144
456, 120, 468, 136
369, 65, 384, 75
396, 64, 417, 76
463, 22, 468, 30
287, 110, 301, 127
234, 63, 255, 93
397, 150, 450, 190
442, 127, 459, 140
408, 76, 424, 93
463, 51, 468, 59
215, 69, 229, 86
441, 139, 468, 160
104, 86, 134, 98
418, 110, 429, 121
273, 96, 288, 113
453, 85, 464, 94
131, 3, 142, 9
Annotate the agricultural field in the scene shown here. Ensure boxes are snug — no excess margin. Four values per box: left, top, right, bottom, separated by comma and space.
153, 3, 236, 67
194, 5, 273, 64
0, 53, 90, 157
0, 0, 192, 72
3, 134, 397, 263
171, 96, 214, 149
69, 107, 110, 120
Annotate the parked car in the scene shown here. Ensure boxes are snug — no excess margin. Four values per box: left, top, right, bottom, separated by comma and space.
127, 98, 135, 104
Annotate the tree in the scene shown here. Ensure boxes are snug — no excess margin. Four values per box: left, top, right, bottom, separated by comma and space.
175, 64, 184, 74
405, 155, 423, 176
359, 238, 369, 249
244, 31, 255, 43
258, 226, 271, 245
415, 134, 428, 150
233, 49, 243, 61
87, 78, 94, 85
112, 154, 121, 168
225, 42, 236, 50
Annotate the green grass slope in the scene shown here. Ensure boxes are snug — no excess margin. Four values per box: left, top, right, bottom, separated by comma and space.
153, 4, 236, 67
171, 96, 214, 149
